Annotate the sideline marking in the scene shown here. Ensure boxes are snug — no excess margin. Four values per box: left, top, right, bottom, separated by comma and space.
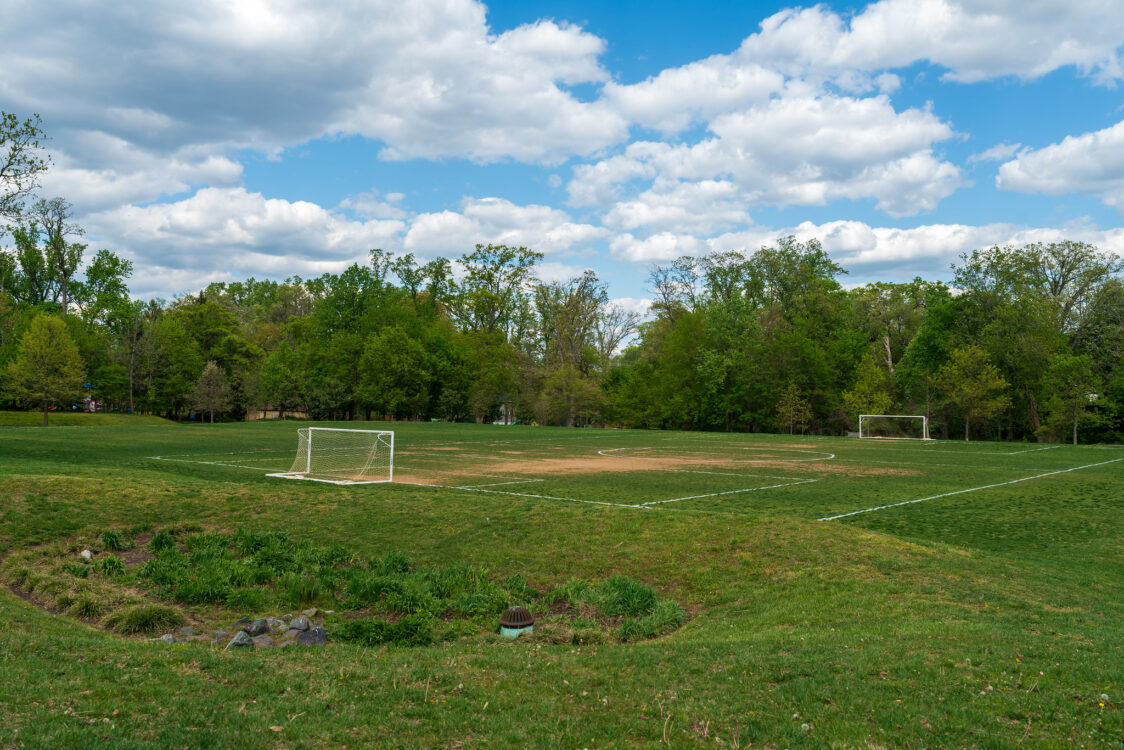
393, 481, 646, 509
148, 456, 282, 472
641, 478, 818, 506
819, 457, 1124, 521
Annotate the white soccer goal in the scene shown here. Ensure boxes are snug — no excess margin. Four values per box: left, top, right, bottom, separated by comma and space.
268, 427, 394, 484
858, 414, 931, 440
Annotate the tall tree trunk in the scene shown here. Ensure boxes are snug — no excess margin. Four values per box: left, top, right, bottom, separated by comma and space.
883, 334, 894, 373
964, 418, 970, 442
43, 401, 49, 427
1072, 400, 1079, 445
1028, 391, 1041, 436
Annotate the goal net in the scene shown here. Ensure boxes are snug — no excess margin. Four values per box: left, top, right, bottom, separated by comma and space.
268, 428, 394, 484
858, 414, 930, 440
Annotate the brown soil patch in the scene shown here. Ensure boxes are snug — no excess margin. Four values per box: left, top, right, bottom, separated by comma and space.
394, 450, 918, 483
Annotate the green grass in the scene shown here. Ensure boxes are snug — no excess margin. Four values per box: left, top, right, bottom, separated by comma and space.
0, 420, 1121, 747
0, 410, 174, 427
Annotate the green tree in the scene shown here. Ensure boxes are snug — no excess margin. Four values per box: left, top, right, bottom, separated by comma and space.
1039, 354, 1102, 445
4, 315, 84, 426
0, 112, 50, 222
359, 326, 430, 419
448, 244, 542, 336
937, 345, 1011, 441
190, 360, 230, 423
776, 382, 812, 435
842, 352, 894, 423
77, 249, 133, 326
32, 197, 85, 316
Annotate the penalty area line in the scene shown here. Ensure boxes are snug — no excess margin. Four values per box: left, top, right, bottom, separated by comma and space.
819, 456, 1124, 522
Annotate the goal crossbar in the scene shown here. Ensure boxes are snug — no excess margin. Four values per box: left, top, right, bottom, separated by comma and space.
268, 427, 394, 485
858, 414, 931, 440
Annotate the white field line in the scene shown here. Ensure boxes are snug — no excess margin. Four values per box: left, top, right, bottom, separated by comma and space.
148, 456, 283, 472
392, 481, 646, 509
641, 479, 818, 506
597, 447, 835, 463
908, 445, 1063, 456
652, 468, 816, 481
457, 479, 546, 488
832, 458, 1058, 472
819, 456, 1124, 522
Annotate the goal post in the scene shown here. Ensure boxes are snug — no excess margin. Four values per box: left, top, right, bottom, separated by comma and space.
268, 427, 394, 484
858, 414, 930, 440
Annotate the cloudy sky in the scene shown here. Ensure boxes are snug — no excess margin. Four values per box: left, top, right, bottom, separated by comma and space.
4, 0, 1124, 304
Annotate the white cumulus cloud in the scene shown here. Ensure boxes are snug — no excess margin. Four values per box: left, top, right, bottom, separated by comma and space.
997, 120, 1124, 211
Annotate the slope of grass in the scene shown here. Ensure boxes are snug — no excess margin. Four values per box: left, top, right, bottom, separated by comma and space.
0, 410, 174, 427
0, 421, 1120, 747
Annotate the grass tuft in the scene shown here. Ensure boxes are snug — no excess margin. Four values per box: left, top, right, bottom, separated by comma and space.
103, 604, 185, 634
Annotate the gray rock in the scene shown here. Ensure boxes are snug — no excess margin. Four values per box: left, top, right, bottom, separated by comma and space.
251, 635, 274, 649
158, 634, 177, 644
80, 549, 93, 560
178, 626, 195, 637
301, 608, 318, 618
230, 616, 252, 629
214, 630, 230, 642
276, 640, 293, 648
245, 618, 269, 636
226, 631, 254, 649
288, 616, 311, 632
282, 628, 301, 640
266, 617, 286, 632
297, 627, 328, 647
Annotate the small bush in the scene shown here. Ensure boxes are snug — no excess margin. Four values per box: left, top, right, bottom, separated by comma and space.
100, 530, 125, 552
68, 595, 106, 619
385, 581, 436, 615
104, 604, 185, 634
97, 555, 126, 578
224, 586, 267, 612
370, 551, 411, 576
335, 614, 434, 647
62, 563, 89, 579
589, 575, 657, 618
55, 593, 75, 611
149, 531, 176, 553
278, 571, 322, 608
617, 599, 686, 642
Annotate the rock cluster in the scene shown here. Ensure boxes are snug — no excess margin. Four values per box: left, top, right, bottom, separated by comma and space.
149, 608, 331, 650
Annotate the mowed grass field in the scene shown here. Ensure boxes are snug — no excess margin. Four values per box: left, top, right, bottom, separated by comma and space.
0, 419, 1121, 748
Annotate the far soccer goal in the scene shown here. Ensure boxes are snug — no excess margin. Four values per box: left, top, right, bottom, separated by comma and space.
268, 427, 394, 484
858, 414, 930, 440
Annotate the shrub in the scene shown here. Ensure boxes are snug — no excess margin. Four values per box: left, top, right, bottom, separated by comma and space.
224, 586, 267, 612
104, 604, 185, 634
370, 551, 411, 576
344, 572, 403, 606
589, 575, 657, 618
67, 595, 106, 619
617, 599, 686, 642
334, 614, 434, 647
149, 531, 176, 553
62, 563, 89, 579
97, 555, 126, 578
278, 571, 322, 608
100, 530, 125, 551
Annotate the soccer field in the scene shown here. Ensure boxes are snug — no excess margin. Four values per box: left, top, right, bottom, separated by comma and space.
1, 420, 1122, 747
143, 420, 1123, 520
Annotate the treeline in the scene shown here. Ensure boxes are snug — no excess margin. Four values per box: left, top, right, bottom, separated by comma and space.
2, 232, 1122, 442
2, 112, 1122, 440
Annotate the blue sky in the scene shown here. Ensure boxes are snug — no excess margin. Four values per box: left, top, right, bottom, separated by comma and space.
4, 0, 1124, 308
